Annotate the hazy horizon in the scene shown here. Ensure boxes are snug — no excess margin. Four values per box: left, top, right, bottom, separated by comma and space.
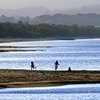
0, 0, 100, 10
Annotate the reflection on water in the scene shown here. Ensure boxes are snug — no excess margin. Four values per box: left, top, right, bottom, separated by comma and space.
0, 39, 100, 70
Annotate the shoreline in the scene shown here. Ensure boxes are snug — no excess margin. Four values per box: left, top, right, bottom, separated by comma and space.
0, 81, 100, 88
0, 37, 100, 43
0, 69, 100, 88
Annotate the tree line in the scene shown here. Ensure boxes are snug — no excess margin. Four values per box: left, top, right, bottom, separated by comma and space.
0, 22, 100, 38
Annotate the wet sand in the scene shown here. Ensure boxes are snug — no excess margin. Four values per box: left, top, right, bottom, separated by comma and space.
0, 69, 100, 88
0, 38, 74, 43
0, 37, 99, 43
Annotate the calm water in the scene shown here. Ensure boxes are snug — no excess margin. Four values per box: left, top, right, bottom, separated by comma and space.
0, 84, 100, 100
0, 39, 100, 70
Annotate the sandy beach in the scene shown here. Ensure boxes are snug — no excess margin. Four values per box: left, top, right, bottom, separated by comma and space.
0, 69, 100, 88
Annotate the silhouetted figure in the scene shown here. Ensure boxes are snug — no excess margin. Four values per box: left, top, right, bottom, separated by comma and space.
68, 67, 71, 72
31, 61, 35, 70
55, 60, 59, 71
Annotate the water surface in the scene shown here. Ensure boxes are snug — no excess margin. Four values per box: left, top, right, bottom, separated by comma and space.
0, 84, 100, 100
0, 39, 100, 70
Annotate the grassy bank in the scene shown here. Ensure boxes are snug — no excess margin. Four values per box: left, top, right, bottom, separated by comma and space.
0, 69, 100, 88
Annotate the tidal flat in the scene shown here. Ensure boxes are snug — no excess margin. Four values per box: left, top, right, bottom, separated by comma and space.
0, 69, 100, 88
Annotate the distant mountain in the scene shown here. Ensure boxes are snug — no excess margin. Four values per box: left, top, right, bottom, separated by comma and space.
64, 5, 100, 15
1, 5, 100, 17
0, 6, 51, 17
1, 5, 100, 26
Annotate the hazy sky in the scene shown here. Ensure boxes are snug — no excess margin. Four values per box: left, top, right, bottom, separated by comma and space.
0, 0, 100, 9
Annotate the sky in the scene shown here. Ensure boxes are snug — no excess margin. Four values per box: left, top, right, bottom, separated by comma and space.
0, 0, 100, 10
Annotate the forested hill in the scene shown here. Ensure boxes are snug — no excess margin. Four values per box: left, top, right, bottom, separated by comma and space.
32, 14, 100, 26
0, 22, 100, 38
1, 14, 100, 26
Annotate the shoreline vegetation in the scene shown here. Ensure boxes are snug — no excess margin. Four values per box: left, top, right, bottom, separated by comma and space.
0, 23, 100, 39
0, 69, 100, 88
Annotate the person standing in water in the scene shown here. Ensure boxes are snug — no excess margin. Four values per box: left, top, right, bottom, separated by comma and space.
55, 60, 59, 71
